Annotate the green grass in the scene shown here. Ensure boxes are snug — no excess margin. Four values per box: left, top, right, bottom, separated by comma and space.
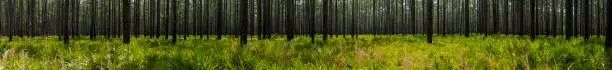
0, 34, 608, 70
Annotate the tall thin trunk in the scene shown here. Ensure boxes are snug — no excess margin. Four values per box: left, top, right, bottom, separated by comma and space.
410, 0, 416, 34
216, 0, 223, 40
426, 0, 433, 43
183, 0, 189, 40
63, 0, 70, 44
286, 0, 295, 41
530, 0, 536, 40
583, 0, 590, 40
171, 0, 177, 43
373, 0, 377, 35
310, 0, 316, 42
566, 0, 573, 39
239, 0, 248, 45
135, 0, 141, 37
123, 0, 131, 43
91, 0, 98, 40
323, 0, 329, 41
464, 0, 469, 36
493, 0, 498, 34
8, 0, 14, 41
605, 0, 611, 47
552, 0, 557, 36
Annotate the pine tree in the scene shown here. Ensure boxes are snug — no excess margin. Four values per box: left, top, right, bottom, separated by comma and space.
583, 0, 589, 40
323, 0, 329, 41
239, 0, 248, 45
286, 0, 295, 41
216, 0, 223, 40
464, 0, 469, 36
91, 0, 98, 40
171, 0, 177, 43
123, 0, 131, 43
425, 0, 433, 43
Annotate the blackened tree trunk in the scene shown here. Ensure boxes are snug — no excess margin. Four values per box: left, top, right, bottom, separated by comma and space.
464, 0, 469, 37
411, 0, 416, 34
478, 0, 487, 35
155, 0, 161, 38
183, 0, 189, 40
583, 0, 590, 40
27, 0, 36, 37
373, 0, 377, 35
239, 0, 248, 45
63, 0, 70, 44
323, 0, 329, 41
351, 0, 356, 38
530, 0, 536, 40
217, 0, 223, 40
171, 0, 177, 43
7, 0, 14, 41
257, 0, 263, 39
0, 0, 2, 37
310, 0, 316, 43
91, 0, 98, 40
566, 0, 573, 40
263, 0, 271, 39
425, 0, 433, 43
286, 0, 295, 41
123, 0, 131, 43
606, 0, 612, 47
606, 0, 612, 66
135, 0, 141, 37
551, 0, 557, 36
493, 0, 498, 34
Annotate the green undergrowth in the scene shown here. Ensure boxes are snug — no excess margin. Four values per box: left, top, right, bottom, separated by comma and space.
0, 34, 607, 70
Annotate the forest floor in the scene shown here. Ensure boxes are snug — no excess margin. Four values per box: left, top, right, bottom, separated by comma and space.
0, 34, 607, 70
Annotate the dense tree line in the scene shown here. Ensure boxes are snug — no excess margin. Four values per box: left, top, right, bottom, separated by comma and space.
0, 0, 610, 46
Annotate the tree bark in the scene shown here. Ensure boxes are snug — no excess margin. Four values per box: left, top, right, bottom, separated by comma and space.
91, 0, 98, 40
464, 0, 469, 37
426, 0, 433, 43
530, 0, 536, 40
216, 0, 223, 40
239, 0, 248, 45
286, 0, 295, 41
323, 0, 329, 41
171, 0, 177, 43
583, 0, 590, 40
123, 0, 131, 43
566, 0, 573, 39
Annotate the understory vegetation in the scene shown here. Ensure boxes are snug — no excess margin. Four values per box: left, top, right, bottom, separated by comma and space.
0, 34, 607, 69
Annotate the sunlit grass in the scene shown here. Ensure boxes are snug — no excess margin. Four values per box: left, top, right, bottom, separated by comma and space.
0, 34, 607, 69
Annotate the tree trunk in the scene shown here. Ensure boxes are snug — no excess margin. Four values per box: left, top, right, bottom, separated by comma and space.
566, 0, 573, 39
216, 0, 223, 40
323, 0, 329, 41
530, 0, 536, 40
583, 0, 590, 40
464, 0, 469, 37
63, 0, 70, 44
411, 0, 416, 34
239, 0, 248, 45
606, 0, 612, 47
91, 0, 98, 40
286, 0, 295, 41
123, 0, 131, 43
7, 0, 14, 41
135, 0, 141, 37
426, 0, 433, 43
551, 0, 557, 36
171, 0, 177, 43
183, 0, 189, 40
310, 0, 316, 43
